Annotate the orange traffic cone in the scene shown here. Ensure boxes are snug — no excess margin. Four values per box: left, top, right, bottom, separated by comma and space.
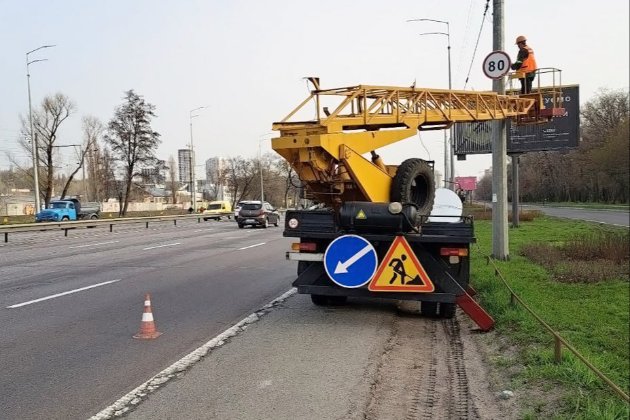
133, 293, 162, 339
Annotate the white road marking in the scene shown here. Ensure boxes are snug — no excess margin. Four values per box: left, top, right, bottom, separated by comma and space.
7, 279, 121, 309
89, 288, 296, 420
69, 240, 119, 249
143, 243, 181, 250
238, 242, 266, 250
193, 229, 214, 232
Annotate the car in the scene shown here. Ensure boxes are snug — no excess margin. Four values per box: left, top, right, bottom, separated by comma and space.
236, 201, 280, 228
203, 201, 232, 221
234, 201, 246, 219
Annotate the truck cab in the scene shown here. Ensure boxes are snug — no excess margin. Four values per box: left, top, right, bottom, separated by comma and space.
35, 198, 100, 222
36, 201, 77, 222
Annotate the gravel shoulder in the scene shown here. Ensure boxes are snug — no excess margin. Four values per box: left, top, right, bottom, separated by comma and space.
119, 293, 517, 420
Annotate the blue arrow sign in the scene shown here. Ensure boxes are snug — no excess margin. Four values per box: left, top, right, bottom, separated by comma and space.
324, 235, 378, 288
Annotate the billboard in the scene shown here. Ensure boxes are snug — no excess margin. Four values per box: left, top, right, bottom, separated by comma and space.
453, 85, 580, 155
454, 176, 477, 191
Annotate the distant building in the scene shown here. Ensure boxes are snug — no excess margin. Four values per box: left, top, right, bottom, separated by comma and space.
178, 149, 193, 190
205, 157, 230, 201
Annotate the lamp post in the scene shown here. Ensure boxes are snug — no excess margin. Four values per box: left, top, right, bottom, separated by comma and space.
258, 133, 273, 203
189, 106, 206, 212
26, 44, 55, 211
407, 19, 453, 188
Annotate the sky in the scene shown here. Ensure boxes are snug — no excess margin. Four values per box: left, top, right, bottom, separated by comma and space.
1, 0, 628, 180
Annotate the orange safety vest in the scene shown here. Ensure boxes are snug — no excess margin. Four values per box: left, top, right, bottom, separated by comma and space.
521, 46, 537, 74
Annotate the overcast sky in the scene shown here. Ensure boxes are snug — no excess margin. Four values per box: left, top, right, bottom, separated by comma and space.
1, 0, 628, 179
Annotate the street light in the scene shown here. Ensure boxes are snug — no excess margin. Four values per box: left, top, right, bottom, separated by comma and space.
189, 106, 207, 212
258, 133, 273, 203
26, 44, 56, 211
407, 19, 453, 188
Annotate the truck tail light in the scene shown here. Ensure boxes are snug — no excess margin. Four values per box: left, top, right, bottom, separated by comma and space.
291, 242, 317, 252
440, 247, 468, 257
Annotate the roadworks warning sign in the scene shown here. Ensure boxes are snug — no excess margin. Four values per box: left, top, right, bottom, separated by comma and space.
368, 236, 435, 292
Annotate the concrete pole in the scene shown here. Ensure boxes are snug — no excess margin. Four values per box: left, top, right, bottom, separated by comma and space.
446, 24, 455, 190
26, 45, 55, 211
189, 119, 196, 212
511, 154, 520, 227
491, 0, 509, 259
259, 140, 264, 203
26, 60, 41, 212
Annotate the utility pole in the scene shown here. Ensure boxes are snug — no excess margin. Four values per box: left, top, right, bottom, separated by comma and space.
189, 106, 206, 212
26, 45, 56, 211
511, 154, 520, 227
491, 0, 509, 259
407, 19, 452, 187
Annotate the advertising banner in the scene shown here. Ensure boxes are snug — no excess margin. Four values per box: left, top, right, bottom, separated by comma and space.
453, 85, 580, 155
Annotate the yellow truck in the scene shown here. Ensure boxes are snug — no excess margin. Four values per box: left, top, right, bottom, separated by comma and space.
273, 78, 564, 331
202, 201, 233, 221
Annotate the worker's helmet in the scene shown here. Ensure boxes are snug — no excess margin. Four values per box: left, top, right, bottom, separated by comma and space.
515, 35, 527, 44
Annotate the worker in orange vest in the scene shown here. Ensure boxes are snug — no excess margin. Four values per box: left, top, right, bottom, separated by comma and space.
511, 35, 537, 94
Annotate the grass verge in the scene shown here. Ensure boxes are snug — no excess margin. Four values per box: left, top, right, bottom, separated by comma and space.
471, 216, 629, 419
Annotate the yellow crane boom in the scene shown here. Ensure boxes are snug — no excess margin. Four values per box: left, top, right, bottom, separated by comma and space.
271, 83, 538, 207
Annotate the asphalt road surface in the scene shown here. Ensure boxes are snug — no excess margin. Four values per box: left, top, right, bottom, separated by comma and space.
0, 219, 294, 420
521, 204, 629, 227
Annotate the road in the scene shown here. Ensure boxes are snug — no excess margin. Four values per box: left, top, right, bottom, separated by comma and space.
0, 219, 294, 420
521, 204, 629, 227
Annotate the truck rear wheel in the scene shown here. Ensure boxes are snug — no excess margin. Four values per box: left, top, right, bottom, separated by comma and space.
311, 294, 329, 306
391, 158, 435, 216
421, 301, 438, 317
310, 294, 348, 306
439, 303, 457, 318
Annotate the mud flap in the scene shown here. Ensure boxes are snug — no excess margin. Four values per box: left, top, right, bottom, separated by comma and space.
456, 293, 495, 331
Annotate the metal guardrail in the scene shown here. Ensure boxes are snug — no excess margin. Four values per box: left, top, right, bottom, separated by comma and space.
0, 214, 208, 243
480, 246, 629, 403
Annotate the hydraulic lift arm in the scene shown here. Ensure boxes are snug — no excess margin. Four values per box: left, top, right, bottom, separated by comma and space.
272, 84, 540, 206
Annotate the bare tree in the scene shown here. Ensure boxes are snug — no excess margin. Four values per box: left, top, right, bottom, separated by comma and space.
519, 88, 629, 204
225, 156, 257, 207
58, 116, 103, 199
19, 93, 75, 207
272, 157, 299, 208
104, 90, 161, 215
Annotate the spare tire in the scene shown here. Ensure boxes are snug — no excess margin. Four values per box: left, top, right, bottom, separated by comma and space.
390, 158, 435, 216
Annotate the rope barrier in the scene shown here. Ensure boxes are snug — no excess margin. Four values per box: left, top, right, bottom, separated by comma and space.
477, 244, 629, 402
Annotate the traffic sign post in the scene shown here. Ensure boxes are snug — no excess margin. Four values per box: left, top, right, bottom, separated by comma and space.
323, 235, 378, 288
482, 51, 511, 80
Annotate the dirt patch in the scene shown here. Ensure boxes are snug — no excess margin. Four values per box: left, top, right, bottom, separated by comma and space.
346, 309, 527, 420
459, 314, 570, 419
520, 242, 629, 283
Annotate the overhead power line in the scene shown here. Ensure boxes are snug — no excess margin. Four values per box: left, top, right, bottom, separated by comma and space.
463, 0, 491, 89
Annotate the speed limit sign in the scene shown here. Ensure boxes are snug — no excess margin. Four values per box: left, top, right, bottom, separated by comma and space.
482, 51, 511, 79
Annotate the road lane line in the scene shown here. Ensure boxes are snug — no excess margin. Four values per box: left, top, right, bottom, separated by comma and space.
238, 242, 266, 250
89, 288, 296, 420
69, 240, 120, 249
143, 243, 181, 250
6, 279, 121, 309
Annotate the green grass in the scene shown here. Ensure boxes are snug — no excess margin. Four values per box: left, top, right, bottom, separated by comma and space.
471, 216, 629, 419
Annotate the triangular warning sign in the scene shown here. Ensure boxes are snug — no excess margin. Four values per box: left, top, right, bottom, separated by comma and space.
356, 209, 367, 219
368, 236, 434, 292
